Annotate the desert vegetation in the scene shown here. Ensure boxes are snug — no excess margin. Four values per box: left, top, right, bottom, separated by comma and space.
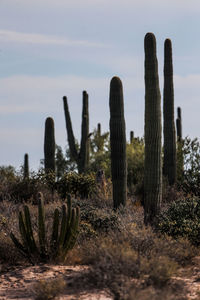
1, 32, 200, 299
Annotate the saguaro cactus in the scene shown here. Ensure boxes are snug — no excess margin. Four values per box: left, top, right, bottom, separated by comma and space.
163, 38, 177, 185
23, 153, 29, 179
44, 117, 55, 174
144, 33, 162, 225
63, 91, 89, 173
109, 76, 127, 209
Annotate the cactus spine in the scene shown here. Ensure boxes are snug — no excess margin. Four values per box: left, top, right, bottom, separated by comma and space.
63, 91, 89, 173
144, 33, 162, 225
10, 192, 80, 263
44, 117, 55, 174
109, 76, 127, 209
163, 38, 177, 185
23, 153, 29, 179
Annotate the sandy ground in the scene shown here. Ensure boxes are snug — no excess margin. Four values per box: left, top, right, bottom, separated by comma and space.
1, 259, 200, 300
0, 264, 111, 300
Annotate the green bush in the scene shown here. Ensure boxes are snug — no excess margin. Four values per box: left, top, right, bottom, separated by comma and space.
178, 137, 200, 196
157, 197, 200, 245
57, 172, 96, 199
127, 138, 144, 194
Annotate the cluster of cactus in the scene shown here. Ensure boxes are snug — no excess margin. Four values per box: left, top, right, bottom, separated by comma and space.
10, 192, 80, 263
63, 91, 89, 173
163, 38, 177, 185
109, 76, 127, 209
144, 33, 162, 225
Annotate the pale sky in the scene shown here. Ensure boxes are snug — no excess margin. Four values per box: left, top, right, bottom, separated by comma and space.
0, 0, 199, 170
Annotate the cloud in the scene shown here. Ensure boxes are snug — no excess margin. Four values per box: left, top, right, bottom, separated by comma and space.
0, 29, 108, 48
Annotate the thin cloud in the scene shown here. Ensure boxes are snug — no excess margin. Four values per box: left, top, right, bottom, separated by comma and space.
0, 29, 109, 48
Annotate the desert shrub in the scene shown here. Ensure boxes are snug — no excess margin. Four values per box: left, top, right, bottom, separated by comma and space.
32, 277, 65, 300
78, 202, 120, 233
89, 128, 111, 178
143, 255, 178, 288
57, 172, 96, 199
127, 138, 144, 195
157, 196, 200, 245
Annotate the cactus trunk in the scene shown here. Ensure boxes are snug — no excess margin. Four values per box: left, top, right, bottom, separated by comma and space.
144, 33, 162, 225
163, 38, 177, 185
109, 76, 127, 209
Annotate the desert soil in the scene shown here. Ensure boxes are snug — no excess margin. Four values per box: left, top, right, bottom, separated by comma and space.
0, 258, 200, 300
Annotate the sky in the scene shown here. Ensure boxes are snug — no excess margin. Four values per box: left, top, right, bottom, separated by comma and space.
0, 0, 200, 171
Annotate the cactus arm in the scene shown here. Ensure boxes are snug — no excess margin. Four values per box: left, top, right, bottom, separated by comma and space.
10, 232, 28, 256
79, 91, 89, 173
58, 205, 67, 249
18, 211, 30, 251
37, 192, 46, 258
24, 206, 38, 254
66, 194, 72, 227
63, 96, 78, 162
50, 208, 60, 252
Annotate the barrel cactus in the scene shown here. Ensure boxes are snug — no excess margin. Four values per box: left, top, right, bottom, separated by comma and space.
144, 33, 162, 225
109, 76, 127, 209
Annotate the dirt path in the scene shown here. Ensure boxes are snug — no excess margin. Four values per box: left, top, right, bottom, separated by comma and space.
0, 260, 200, 300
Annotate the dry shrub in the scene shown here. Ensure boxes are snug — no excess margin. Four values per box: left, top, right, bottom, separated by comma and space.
32, 277, 65, 300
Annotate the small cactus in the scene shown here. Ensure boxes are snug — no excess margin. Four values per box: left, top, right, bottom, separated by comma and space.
10, 192, 80, 263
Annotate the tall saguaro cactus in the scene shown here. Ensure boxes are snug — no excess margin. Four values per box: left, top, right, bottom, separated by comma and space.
144, 33, 162, 225
109, 76, 127, 209
44, 117, 55, 174
163, 38, 177, 185
63, 91, 89, 173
